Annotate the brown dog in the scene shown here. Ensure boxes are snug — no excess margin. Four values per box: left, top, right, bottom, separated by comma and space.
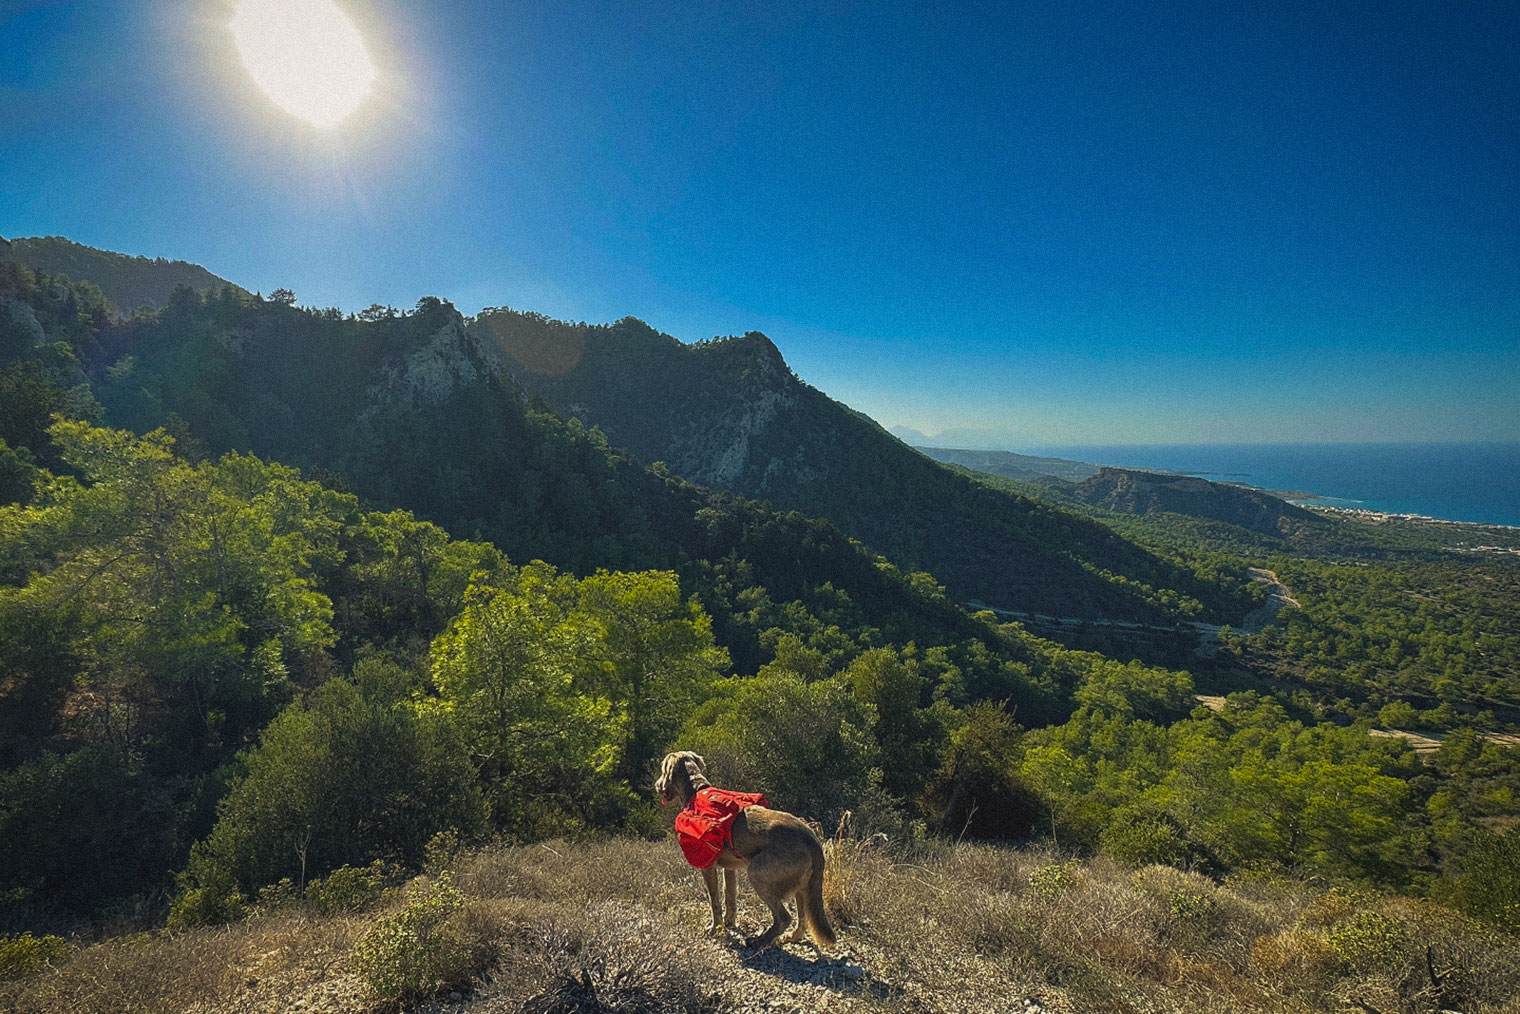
655, 751, 836, 950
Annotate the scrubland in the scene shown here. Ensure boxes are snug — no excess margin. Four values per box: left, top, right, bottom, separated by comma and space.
6, 833, 1518, 1014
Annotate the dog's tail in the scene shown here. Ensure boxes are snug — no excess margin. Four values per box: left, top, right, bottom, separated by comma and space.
801, 843, 837, 948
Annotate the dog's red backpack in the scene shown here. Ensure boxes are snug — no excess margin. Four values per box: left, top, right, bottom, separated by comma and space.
675, 786, 769, 869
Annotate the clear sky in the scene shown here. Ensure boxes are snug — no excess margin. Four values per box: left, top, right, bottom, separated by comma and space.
2, 0, 1516, 445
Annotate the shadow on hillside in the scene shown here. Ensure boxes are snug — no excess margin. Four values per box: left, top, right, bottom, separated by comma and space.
735, 942, 890, 999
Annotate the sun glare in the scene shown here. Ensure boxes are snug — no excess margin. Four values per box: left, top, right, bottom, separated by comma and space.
230, 0, 376, 127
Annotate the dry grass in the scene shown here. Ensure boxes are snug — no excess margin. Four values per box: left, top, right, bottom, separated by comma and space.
6, 835, 1520, 1014
0, 909, 369, 1014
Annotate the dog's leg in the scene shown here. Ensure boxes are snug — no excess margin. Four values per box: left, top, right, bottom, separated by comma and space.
781, 891, 809, 944
723, 868, 738, 928
700, 866, 726, 937
742, 852, 795, 950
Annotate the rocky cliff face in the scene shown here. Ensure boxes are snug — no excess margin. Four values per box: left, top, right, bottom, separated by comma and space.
476, 313, 828, 495
363, 319, 487, 417
661, 334, 819, 491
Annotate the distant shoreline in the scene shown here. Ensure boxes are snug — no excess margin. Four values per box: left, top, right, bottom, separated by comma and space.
919, 443, 1520, 529
1298, 501, 1520, 533
1122, 472, 1520, 532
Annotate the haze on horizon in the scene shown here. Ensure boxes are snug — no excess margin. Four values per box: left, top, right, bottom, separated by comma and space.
1, 0, 1516, 446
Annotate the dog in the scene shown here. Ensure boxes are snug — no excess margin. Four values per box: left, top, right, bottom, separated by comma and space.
655, 751, 836, 950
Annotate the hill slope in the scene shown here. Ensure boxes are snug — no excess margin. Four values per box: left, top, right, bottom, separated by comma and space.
1, 261, 1127, 698
914, 445, 1101, 482
1068, 467, 1321, 536
7, 837, 1517, 1014
1, 235, 249, 312
473, 310, 1249, 624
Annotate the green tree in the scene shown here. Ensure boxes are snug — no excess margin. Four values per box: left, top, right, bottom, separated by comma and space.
573, 569, 729, 783
183, 671, 483, 898
680, 671, 878, 824
842, 647, 939, 798
427, 563, 604, 830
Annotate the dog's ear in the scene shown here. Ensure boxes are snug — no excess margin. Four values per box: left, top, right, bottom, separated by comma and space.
654, 752, 676, 795
689, 752, 706, 773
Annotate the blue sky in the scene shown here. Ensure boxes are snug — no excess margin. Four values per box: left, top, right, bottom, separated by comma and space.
2, 0, 1516, 445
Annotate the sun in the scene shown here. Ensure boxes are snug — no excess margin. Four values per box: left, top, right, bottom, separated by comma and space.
230, 0, 376, 128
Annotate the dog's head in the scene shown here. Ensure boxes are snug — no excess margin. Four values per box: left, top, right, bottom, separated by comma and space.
654, 751, 705, 806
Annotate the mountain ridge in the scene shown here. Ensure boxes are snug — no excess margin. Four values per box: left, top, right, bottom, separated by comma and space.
1, 235, 250, 313
474, 308, 1250, 626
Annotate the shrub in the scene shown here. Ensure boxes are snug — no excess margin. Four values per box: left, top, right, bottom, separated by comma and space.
0, 747, 181, 918
0, 933, 69, 981
255, 878, 299, 912
165, 868, 247, 932
1168, 887, 1216, 923
1327, 910, 1408, 972
351, 875, 495, 1007
1028, 862, 1080, 900
185, 678, 485, 898
1447, 826, 1520, 931
1300, 888, 1355, 927
423, 828, 462, 877
678, 671, 879, 825
1099, 814, 1183, 867
304, 860, 394, 915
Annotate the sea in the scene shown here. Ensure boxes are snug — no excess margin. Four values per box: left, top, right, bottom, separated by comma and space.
1020, 443, 1520, 528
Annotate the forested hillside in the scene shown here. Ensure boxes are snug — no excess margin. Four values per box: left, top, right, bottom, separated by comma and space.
1, 236, 250, 314
0, 256, 1211, 926
960, 464, 1520, 726
2, 249, 1518, 990
470, 310, 1255, 626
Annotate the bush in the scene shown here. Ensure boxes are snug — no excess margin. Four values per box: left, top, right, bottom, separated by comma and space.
1447, 827, 1520, 931
1327, 910, 1408, 972
423, 828, 462, 877
678, 672, 879, 825
304, 860, 395, 915
255, 878, 299, 912
1099, 814, 1184, 867
1300, 888, 1356, 928
0, 748, 181, 918
1028, 862, 1079, 900
184, 678, 485, 898
1168, 887, 1216, 923
351, 875, 495, 1007
165, 868, 247, 932
0, 933, 69, 981
1251, 927, 1336, 980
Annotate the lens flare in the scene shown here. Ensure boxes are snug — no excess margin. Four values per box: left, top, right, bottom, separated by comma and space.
230, 0, 376, 127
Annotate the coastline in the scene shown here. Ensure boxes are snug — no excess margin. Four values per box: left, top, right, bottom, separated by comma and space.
1297, 502, 1520, 555
1032, 442, 1520, 530
1300, 501, 1520, 532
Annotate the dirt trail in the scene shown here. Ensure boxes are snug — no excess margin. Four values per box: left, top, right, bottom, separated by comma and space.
1193, 568, 1299, 658
1237, 568, 1299, 635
